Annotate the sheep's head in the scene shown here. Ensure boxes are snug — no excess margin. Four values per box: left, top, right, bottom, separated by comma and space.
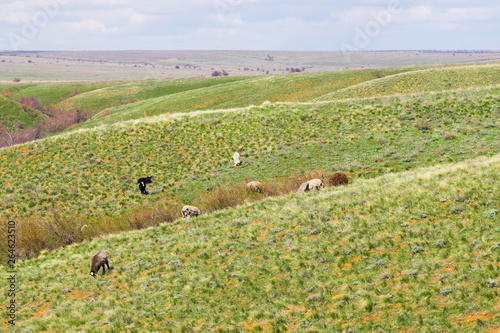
90, 271, 96, 278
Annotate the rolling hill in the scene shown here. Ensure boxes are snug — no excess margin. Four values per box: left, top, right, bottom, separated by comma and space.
1, 154, 498, 332
0, 62, 499, 332
315, 63, 500, 101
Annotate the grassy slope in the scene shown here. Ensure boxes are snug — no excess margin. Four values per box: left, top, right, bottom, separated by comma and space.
62, 76, 253, 114
74, 68, 415, 129
1, 86, 499, 220
315, 64, 500, 101
2, 154, 499, 332
0, 77, 252, 131
1, 77, 252, 114
0, 95, 47, 130
0, 67, 400, 132
0, 82, 112, 130
9, 82, 116, 107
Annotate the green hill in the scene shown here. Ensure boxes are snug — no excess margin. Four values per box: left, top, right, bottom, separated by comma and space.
1, 63, 499, 332
75, 68, 415, 129
2, 154, 498, 332
0, 95, 47, 130
2, 67, 415, 133
1, 84, 498, 262
2, 85, 498, 220
315, 64, 500, 101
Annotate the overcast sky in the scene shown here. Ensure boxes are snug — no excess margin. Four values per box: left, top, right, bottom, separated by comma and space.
1, 0, 499, 51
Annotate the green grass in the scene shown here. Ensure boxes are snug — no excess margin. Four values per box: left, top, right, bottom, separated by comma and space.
0, 67, 414, 133
1, 61, 500, 332
0, 95, 47, 130
1, 85, 498, 221
316, 64, 500, 101
2, 154, 498, 332
8, 82, 114, 107
63, 76, 254, 115
76, 68, 414, 129
0, 68, 402, 131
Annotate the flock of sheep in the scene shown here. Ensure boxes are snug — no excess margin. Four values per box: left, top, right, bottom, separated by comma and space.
90, 153, 349, 277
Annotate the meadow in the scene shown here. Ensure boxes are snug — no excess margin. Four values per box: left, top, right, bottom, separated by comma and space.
1, 68, 410, 132
317, 64, 500, 101
0, 77, 251, 131
0, 61, 499, 332
1, 154, 498, 332
1, 84, 499, 258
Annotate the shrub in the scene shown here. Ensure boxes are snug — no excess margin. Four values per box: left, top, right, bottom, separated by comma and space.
44, 108, 92, 133
0, 107, 92, 148
328, 172, 349, 187
13, 77, 21, 82
18, 96, 44, 111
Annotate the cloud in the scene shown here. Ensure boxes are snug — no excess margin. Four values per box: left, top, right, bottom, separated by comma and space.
129, 12, 146, 24
64, 19, 121, 34
0, 0, 498, 51
443, 6, 500, 21
407, 5, 433, 21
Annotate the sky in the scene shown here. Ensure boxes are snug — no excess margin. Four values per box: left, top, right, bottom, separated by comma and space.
1, 0, 499, 51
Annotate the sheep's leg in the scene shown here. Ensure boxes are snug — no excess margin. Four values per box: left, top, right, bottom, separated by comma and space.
106, 260, 110, 270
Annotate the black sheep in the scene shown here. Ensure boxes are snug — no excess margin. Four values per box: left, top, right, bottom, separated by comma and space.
138, 176, 152, 195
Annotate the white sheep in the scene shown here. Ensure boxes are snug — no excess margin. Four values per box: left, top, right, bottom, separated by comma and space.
233, 152, 242, 166
246, 181, 263, 193
182, 205, 201, 218
297, 179, 324, 194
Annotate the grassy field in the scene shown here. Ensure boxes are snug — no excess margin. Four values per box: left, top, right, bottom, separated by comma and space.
0, 76, 253, 127
0, 67, 411, 131
1, 61, 499, 332
76, 68, 413, 129
316, 64, 500, 101
1, 84, 498, 220
1, 154, 498, 332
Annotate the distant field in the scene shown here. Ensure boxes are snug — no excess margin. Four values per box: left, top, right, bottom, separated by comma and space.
316, 64, 500, 101
2, 50, 500, 82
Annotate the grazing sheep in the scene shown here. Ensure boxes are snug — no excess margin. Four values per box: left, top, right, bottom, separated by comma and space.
182, 205, 201, 218
297, 179, 324, 194
90, 250, 110, 278
329, 172, 349, 187
246, 181, 263, 193
138, 176, 152, 195
233, 152, 242, 166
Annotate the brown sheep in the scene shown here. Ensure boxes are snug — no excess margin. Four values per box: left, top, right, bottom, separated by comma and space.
90, 250, 110, 277
328, 172, 349, 187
